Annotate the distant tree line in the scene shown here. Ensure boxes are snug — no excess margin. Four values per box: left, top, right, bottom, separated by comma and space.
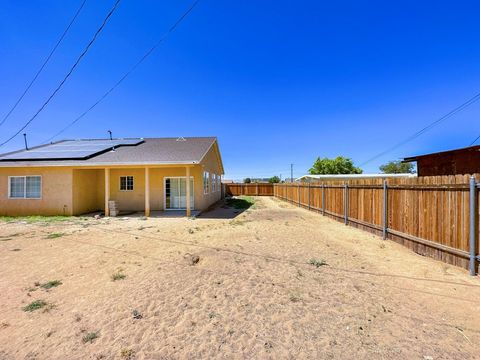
241, 157, 415, 184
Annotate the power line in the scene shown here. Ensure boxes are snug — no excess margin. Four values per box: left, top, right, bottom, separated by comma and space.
0, 0, 121, 148
469, 133, 480, 146
359, 91, 480, 166
0, 0, 87, 128
44, 0, 200, 143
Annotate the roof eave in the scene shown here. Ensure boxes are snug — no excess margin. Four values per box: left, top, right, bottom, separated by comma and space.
0, 161, 200, 168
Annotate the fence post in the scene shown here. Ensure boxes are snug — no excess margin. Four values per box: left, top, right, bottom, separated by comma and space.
383, 180, 388, 240
469, 176, 477, 276
256, 183, 259, 196
298, 183, 301, 206
308, 183, 311, 211
322, 184, 325, 215
344, 182, 348, 225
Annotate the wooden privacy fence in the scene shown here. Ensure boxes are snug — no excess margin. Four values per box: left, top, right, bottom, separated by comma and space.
224, 183, 274, 196
274, 175, 480, 275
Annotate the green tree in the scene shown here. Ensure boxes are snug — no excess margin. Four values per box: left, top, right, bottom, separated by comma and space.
268, 176, 281, 183
243, 177, 252, 183
379, 160, 415, 174
309, 156, 362, 175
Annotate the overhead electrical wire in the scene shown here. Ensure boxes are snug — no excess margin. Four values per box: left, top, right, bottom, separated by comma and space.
0, 0, 121, 148
359, 91, 480, 166
469, 133, 480, 146
44, 0, 200, 143
0, 0, 87, 128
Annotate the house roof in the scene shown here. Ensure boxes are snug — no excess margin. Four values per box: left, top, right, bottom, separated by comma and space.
0, 137, 224, 172
403, 145, 480, 162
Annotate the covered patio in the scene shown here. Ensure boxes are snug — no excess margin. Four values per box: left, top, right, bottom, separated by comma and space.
74, 165, 197, 217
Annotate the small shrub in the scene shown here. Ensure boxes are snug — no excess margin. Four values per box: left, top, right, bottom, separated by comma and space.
132, 309, 142, 319
82, 331, 99, 344
308, 258, 327, 268
208, 311, 217, 319
289, 293, 302, 303
46, 232, 65, 239
120, 348, 135, 359
22, 300, 47, 312
111, 271, 126, 281
39, 280, 62, 290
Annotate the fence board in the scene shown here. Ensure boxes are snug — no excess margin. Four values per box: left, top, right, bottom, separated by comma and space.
274, 175, 480, 272
224, 183, 274, 197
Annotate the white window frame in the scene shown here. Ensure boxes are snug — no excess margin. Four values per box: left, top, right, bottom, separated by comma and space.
212, 174, 216, 192
119, 175, 134, 191
203, 171, 210, 194
8, 175, 42, 199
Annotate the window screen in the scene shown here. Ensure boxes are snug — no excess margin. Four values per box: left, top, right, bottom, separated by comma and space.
203, 172, 209, 194
26, 176, 41, 198
9, 176, 41, 199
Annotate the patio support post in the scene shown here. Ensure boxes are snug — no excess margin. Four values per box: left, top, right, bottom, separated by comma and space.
145, 167, 150, 217
104, 168, 110, 216
186, 166, 191, 217
469, 176, 477, 276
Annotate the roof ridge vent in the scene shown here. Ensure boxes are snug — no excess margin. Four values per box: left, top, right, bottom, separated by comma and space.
176, 137, 186, 142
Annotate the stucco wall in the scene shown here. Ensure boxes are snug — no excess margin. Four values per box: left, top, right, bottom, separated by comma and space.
194, 142, 223, 210
0, 167, 73, 216
72, 169, 102, 215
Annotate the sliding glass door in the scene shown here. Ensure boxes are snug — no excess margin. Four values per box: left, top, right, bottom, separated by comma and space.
165, 177, 194, 210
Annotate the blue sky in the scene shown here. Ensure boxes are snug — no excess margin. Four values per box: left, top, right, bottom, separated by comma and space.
1, 1, 480, 180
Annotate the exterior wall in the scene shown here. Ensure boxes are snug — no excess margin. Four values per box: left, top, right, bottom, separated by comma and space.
109, 168, 147, 212
72, 169, 103, 215
416, 151, 480, 176
0, 167, 73, 216
194, 143, 223, 210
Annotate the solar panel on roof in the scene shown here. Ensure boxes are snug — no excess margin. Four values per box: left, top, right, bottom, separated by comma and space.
0, 139, 144, 161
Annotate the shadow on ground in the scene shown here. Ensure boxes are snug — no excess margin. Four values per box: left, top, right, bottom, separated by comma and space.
198, 196, 254, 219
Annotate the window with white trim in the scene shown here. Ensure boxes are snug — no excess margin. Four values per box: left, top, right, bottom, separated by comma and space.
120, 176, 134, 191
9, 176, 42, 199
217, 174, 221, 191
212, 174, 217, 192
203, 171, 210, 194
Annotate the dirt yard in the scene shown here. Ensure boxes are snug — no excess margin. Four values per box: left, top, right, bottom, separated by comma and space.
0, 197, 479, 360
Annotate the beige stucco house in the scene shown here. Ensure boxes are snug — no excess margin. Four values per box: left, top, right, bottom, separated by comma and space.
0, 137, 224, 217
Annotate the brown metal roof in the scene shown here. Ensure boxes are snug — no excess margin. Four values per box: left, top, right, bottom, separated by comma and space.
403, 145, 480, 162
0, 137, 223, 172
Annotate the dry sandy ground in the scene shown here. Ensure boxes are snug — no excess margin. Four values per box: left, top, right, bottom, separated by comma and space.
0, 197, 480, 360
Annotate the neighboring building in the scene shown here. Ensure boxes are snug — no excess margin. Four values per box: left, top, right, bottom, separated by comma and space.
0, 137, 224, 216
403, 145, 480, 176
296, 173, 417, 182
